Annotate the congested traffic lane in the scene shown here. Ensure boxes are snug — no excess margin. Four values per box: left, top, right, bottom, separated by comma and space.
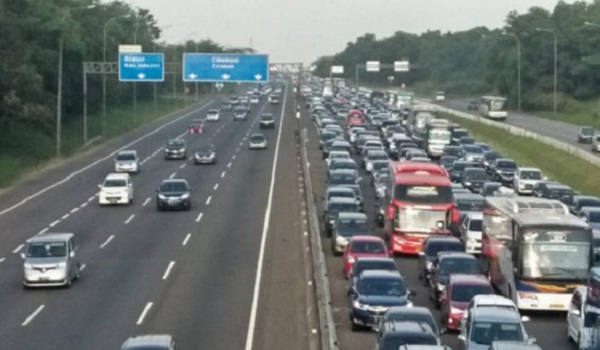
299, 103, 576, 350
436, 98, 586, 152
0, 88, 310, 350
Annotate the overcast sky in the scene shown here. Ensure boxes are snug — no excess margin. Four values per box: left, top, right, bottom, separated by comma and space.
125, 0, 572, 64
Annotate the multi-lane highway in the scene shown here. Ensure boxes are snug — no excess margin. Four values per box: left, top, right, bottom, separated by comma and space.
299, 101, 576, 350
0, 85, 315, 349
436, 98, 586, 151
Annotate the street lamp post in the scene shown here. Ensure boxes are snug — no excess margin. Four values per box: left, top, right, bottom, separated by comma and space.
56, 4, 96, 156
152, 25, 173, 117
182, 32, 200, 103
133, 19, 142, 124
102, 14, 132, 137
536, 27, 558, 116
502, 31, 522, 112
585, 22, 600, 118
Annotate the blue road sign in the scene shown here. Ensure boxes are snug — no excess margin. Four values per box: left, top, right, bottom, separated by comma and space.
119, 53, 165, 82
183, 53, 269, 83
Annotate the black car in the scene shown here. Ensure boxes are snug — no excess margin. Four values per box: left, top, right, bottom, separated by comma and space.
221, 101, 232, 111
491, 158, 518, 185
331, 212, 369, 252
482, 151, 501, 173
348, 257, 398, 294
450, 160, 470, 183
193, 143, 216, 164
461, 167, 488, 193
442, 145, 464, 158
453, 192, 485, 214
323, 197, 360, 236
578, 126, 595, 144
570, 195, 600, 216
458, 136, 476, 146
439, 156, 457, 171
417, 236, 464, 285
452, 129, 469, 145
319, 131, 337, 150
327, 169, 361, 187
375, 321, 438, 349
428, 252, 484, 308
532, 181, 574, 205
380, 306, 440, 338
259, 113, 275, 129
156, 179, 192, 211
164, 139, 187, 160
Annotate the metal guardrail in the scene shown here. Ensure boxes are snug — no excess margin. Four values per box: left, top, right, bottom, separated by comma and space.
300, 128, 340, 350
416, 99, 600, 168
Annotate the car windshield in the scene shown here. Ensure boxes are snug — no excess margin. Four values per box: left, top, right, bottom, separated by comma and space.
358, 277, 406, 296
453, 162, 469, 171
456, 199, 484, 212
521, 170, 542, 180
26, 242, 67, 258
428, 242, 464, 256
380, 334, 437, 350
387, 313, 438, 334
251, 136, 266, 142
328, 191, 354, 200
451, 283, 492, 302
464, 145, 483, 154
588, 212, 600, 223
116, 153, 136, 161
483, 184, 502, 195
394, 185, 453, 204
548, 188, 573, 200
440, 157, 457, 167
261, 114, 274, 120
167, 140, 185, 148
453, 130, 468, 139
368, 152, 388, 160
582, 127, 595, 135
234, 106, 246, 112
439, 258, 483, 277
579, 199, 600, 208
471, 321, 523, 345
337, 218, 368, 233
355, 261, 397, 276
469, 219, 483, 231
484, 152, 500, 161
351, 241, 386, 254
331, 161, 356, 171
497, 161, 517, 169
160, 182, 188, 192
103, 179, 127, 187
329, 202, 358, 213
464, 170, 487, 181
197, 145, 215, 152
208, 110, 218, 114
329, 173, 357, 185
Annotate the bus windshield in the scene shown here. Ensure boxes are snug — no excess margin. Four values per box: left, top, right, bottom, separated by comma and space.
521, 229, 591, 280
394, 185, 453, 204
397, 208, 448, 232
429, 129, 451, 143
490, 99, 507, 111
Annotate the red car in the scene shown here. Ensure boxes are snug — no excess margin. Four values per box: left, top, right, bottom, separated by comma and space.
440, 274, 493, 331
188, 119, 204, 134
342, 236, 389, 279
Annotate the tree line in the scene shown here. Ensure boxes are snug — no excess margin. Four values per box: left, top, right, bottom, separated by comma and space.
313, 0, 600, 111
0, 0, 250, 161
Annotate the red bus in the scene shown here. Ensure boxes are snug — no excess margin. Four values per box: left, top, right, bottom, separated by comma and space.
381, 172, 458, 255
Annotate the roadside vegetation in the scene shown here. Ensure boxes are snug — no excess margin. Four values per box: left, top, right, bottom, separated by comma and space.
313, 2, 600, 121
443, 114, 600, 197
0, 0, 251, 188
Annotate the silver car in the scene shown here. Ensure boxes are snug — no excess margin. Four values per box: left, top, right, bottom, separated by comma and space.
114, 150, 140, 173
22, 233, 80, 288
120, 334, 178, 350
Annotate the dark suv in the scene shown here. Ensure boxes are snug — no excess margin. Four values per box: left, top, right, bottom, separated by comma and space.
156, 179, 192, 211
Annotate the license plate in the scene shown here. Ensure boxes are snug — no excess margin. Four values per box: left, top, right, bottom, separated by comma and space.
39, 277, 49, 281
550, 304, 564, 309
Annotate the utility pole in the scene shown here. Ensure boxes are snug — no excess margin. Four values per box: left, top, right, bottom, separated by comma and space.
536, 27, 558, 116
502, 31, 522, 112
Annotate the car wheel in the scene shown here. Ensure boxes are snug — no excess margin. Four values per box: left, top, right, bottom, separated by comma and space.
74, 264, 81, 281
350, 320, 361, 332
65, 276, 72, 289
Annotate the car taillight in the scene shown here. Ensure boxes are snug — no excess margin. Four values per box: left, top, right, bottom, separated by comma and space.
451, 207, 460, 224
387, 205, 395, 220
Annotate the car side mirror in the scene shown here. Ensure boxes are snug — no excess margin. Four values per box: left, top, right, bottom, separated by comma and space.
69, 251, 75, 258
458, 334, 466, 342
97, 184, 102, 188
527, 338, 537, 344
521, 315, 531, 322
571, 309, 581, 317
20, 253, 26, 259
418, 251, 425, 256
543, 176, 548, 181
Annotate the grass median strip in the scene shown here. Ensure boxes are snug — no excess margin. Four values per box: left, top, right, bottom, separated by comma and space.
443, 114, 600, 197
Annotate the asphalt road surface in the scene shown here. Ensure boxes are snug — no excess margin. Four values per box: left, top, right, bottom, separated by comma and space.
0, 86, 314, 350
299, 103, 576, 350
436, 98, 589, 152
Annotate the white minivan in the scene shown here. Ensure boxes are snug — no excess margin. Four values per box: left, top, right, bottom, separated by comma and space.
99, 173, 133, 205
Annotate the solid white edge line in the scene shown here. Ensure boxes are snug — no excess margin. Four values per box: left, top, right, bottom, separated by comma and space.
13, 244, 24, 253
243, 83, 288, 350
124, 214, 135, 224
195, 212, 204, 223
99, 235, 115, 249
182, 233, 191, 246
136, 302, 153, 325
0, 101, 214, 217
162, 261, 176, 280
142, 197, 151, 207
22, 305, 45, 326
206, 196, 212, 205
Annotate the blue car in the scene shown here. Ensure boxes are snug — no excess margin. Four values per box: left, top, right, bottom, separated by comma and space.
349, 270, 416, 331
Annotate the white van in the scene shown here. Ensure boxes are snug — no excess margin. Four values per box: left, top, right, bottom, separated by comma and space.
99, 173, 133, 205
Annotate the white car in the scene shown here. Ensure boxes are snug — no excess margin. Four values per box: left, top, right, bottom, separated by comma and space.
206, 109, 220, 121
567, 286, 586, 346
114, 150, 140, 173
459, 212, 483, 254
249, 134, 268, 149
435, 91, 446, 101
513, 167, 545, 195
99, 173, 133, 205
249, 94, 260, 104
326, 150, 350, 167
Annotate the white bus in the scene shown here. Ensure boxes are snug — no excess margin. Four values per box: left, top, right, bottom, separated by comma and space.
482, 196, 592, 311
479, 96, 508, 121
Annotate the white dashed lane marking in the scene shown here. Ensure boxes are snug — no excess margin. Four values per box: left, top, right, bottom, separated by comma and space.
136, 302, 153, 325
22, 305, 45, 326
142, 197, 151, 207
206, 196, 212, 205
179, 163, 186, 169
195, 212, 204, 223
13, 244, 24, 254
49, 220, 60, 227
99, 235, 115, 249
61, 213, 70, 220
162, 261, 176, 280
70, 208, 79, 214
38, 228, 49, 235
182, 233, 191, 246
169, 172, 176, 179
214, 183, 219, 190
124, 214, 135, 224
0, 257, 5, 263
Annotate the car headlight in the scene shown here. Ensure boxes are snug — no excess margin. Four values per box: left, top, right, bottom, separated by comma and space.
181, 193, 191, 199
57, 262, 67, 268
353, 300, 368, 310
465, 182, 472, 186
158, 194, 167, 200
406, 301, 414, 308
437, 284, 445, 292
450, 306, 463, 315
24, 263, 33, 270
336, 236, 348, 244
329, 220, 335, 226
348, 256, 356, 263
426, 261, 433, 270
